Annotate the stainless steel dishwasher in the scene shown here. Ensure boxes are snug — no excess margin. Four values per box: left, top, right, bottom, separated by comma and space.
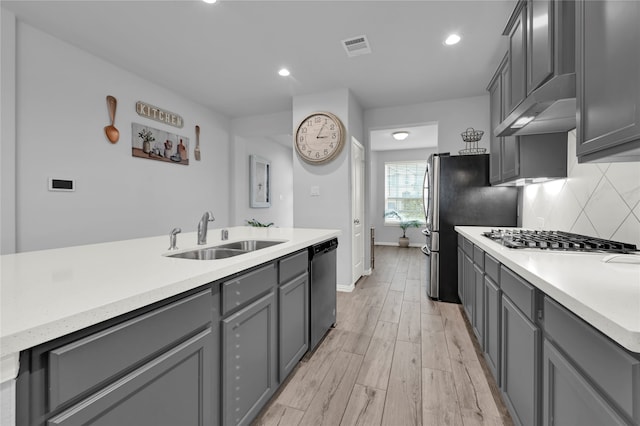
308, 238, 338, 352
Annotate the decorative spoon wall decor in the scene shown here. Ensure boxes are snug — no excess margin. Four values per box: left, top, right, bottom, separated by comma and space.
104, 95, 119, 143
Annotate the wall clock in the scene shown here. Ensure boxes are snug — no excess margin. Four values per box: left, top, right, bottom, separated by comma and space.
294, 112, 345, 164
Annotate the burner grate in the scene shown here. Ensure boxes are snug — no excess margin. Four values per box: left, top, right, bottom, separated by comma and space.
482, 229, 638, 254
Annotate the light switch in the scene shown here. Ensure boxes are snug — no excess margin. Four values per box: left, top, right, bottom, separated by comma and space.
310, 186, 320, 197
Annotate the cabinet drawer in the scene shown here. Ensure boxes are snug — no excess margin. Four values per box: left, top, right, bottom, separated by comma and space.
279, 250, 308, 284
500, 265, 536, 321
485, 254, 500, 283
222, 263, 277, 315
544, 296, 640, 423
473, 245, 485, 269
463, 238, 474, 256
457, 233, 464, 248
48, 290, 211, 411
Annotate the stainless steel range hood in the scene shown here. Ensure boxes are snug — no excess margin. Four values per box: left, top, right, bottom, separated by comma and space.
495, 73, 576, 137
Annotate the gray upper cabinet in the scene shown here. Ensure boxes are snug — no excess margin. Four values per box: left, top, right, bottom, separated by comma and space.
507, 2, 527, 113
576, 0, 640, 163
527, 0, 554, 94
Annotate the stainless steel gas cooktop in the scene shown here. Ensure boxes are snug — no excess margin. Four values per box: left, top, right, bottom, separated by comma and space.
482, 229, 639, 254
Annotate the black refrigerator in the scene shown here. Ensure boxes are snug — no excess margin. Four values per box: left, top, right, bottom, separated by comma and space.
422, 153, 517, 303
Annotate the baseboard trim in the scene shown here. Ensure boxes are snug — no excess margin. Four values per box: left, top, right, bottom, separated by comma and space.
337, 283, 355, 293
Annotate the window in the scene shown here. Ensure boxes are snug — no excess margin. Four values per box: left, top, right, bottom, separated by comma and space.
384, 161, 427, 225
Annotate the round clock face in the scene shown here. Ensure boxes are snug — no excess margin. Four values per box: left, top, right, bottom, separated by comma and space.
295, 112, 345, 164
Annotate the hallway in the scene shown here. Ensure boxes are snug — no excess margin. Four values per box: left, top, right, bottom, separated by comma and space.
254, 245, 513, 426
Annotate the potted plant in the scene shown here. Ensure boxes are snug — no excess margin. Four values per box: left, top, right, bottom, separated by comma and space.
384, 211, 421, 248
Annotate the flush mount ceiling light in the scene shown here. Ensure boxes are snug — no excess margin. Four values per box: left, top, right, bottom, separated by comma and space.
444, 34, 461, 46
202, 0, 217, 4
278, 68, 291, 77
392, 131, 410, 141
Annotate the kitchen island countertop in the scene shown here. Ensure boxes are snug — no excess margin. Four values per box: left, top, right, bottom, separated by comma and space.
0, 226, 340, 382
456, 226, 640, 354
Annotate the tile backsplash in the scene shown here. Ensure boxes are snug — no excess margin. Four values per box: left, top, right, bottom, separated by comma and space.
522, 130, 640, 247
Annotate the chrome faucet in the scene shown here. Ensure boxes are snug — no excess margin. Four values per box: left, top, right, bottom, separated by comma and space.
168, 227, 181, 250
197, 211, 215, 245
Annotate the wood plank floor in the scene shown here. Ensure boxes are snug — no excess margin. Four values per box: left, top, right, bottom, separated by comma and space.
254, 246, 513, 426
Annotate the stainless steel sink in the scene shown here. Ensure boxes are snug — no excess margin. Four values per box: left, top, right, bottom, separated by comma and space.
215, 240, 284, 251
166, 240, 285, 260
167, 248, 247, 260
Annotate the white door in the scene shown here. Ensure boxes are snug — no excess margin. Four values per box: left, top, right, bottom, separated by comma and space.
351, 138, 365, 285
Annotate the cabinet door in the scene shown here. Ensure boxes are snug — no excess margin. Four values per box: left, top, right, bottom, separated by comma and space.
222, 292, 277, 426
457, 247, 465, 304
577, 0, 640, 160
48, 329, 213, 426
508, 3, 527, 112
472, 264, 484, 349
501, 136, 520, 181
502, 295, 540, 426
484, 276, 501, 386
279, 274, 309, 381
488, 59, 503, 184
542, 339, 628, 426
527, 0, 554, 93
463, 253, 475, 321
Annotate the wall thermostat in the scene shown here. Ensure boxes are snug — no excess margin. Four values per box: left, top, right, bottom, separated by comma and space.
48, 178, 75, 192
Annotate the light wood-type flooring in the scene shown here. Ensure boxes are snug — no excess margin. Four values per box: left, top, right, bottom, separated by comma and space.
253, 246, 513, 426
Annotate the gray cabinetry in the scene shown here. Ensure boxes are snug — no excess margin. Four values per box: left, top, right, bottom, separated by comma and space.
484, 275, 501, 385
576, 0, 640, 163
22, 289, 214, 426
501, 294, 540, 426
527, 0, 553, 93
48, 329, 213, 426
487, 53, 567, 186
472, 246, 485, 348
462, 248, 475, 321
542, 339, 628, 426
278, 250, 309, 381
506, 1, 527, 112
457, 247, 464, 303
222, 291, 277, 426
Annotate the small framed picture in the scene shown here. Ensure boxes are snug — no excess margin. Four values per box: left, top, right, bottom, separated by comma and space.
250, 155, 270, 208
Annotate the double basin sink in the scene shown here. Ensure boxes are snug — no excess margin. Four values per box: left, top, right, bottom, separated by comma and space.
166, 240, 285, 260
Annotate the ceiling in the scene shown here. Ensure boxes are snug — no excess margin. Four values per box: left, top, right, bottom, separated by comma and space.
3, 0, 515, 124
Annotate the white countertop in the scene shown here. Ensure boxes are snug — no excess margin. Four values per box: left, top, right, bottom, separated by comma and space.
455, 226, 640, 354
0, 226, 340, 381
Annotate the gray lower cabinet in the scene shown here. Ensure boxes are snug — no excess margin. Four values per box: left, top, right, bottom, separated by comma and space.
472, 263, 484, 348
484, 275, 501, 385
542, 339, 628, 426
278, 273, 309, 381
457, 247, 465, 303
222, 291, 277, 426
501, 294, 540, 426
462, 251, 475, 321
576, 0, 640, 163
48, 329, 213, 426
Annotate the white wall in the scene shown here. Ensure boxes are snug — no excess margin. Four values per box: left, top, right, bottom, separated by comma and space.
230, 135, 294, 228
364, 95, 490, 155
523, 130, 640, 246
371, 148, 437, 245
6, 21, 231, 252
292, 89, 363, 290
1, 10, 17, 254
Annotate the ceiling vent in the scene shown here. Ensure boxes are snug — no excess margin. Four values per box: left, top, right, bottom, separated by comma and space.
341, 35, 371, 57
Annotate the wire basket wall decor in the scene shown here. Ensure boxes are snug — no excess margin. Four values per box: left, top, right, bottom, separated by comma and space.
459, 127, 487, 155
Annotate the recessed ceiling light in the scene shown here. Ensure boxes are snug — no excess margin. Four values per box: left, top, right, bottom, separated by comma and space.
278, 68, 291, 77
202, 0, 217, 4
444, 34, 461, 46
392, 131, 410, 141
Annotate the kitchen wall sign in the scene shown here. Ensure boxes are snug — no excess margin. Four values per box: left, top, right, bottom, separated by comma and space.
250, 155, 270, 208
132, 123, 189, 165
135, 101, 184, 128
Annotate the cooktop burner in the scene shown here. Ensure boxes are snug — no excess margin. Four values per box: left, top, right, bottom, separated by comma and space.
483, 229, 638, 254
